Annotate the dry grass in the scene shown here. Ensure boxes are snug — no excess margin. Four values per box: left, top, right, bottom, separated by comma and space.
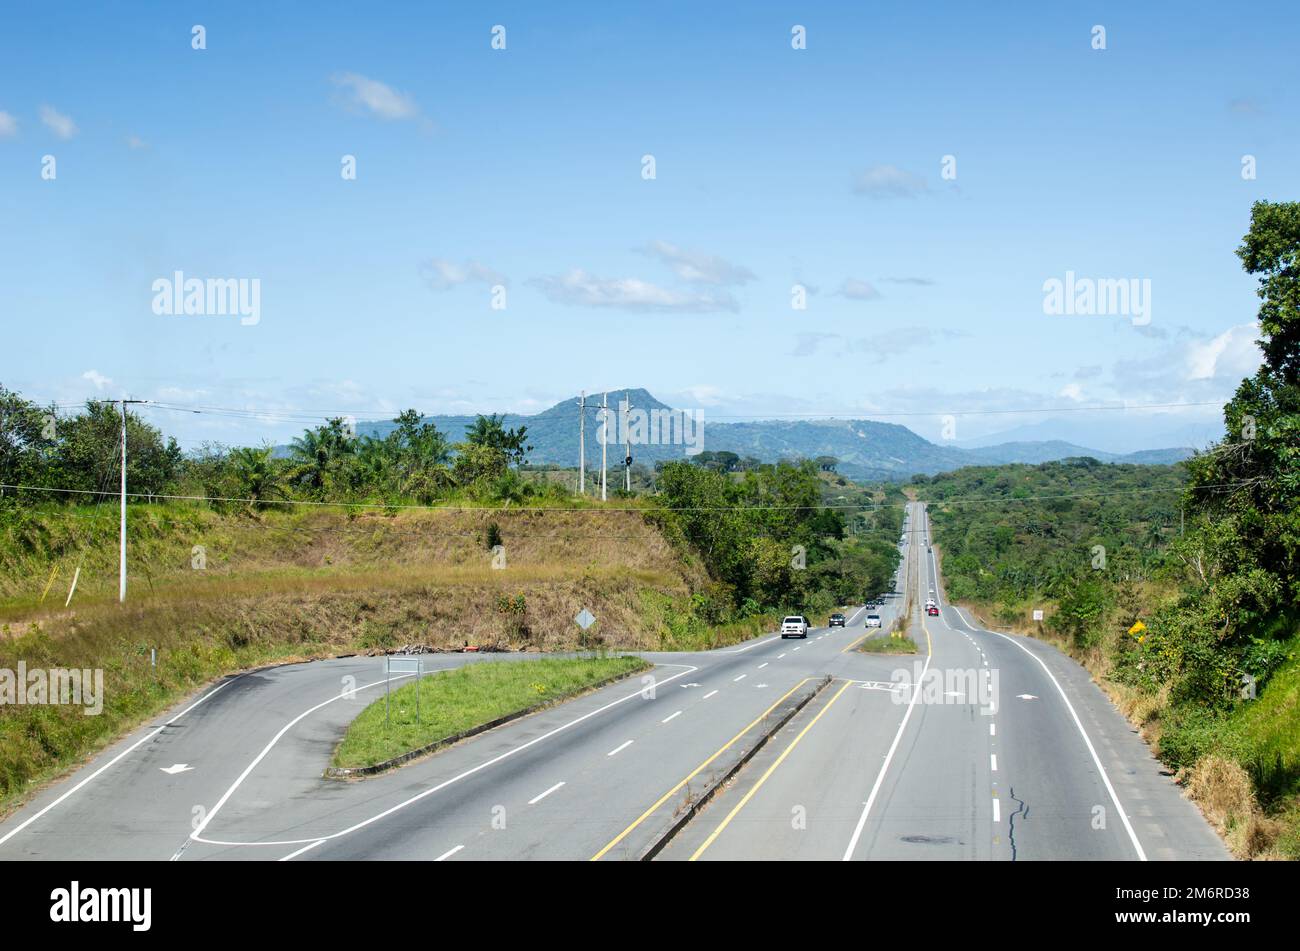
0, 502, 714, 814
1185, 754, 1287, 858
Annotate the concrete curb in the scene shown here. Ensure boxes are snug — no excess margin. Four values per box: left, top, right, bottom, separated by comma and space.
633, 674, 832, 861
324, 662, 649, 779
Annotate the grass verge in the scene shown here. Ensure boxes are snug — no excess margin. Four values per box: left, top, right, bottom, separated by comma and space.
331, 654, 650, 769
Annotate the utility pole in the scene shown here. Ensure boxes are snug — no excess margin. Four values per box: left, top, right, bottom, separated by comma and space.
118, 399, 148, 602
623, 390, 632, 493
600, 392, 608, 502
578, 391, 586, 496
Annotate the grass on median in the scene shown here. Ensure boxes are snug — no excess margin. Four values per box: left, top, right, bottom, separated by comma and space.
858, 633, 919, 654
331, 654, 651, 769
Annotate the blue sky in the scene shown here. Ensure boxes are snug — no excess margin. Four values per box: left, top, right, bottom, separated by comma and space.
2, 1, 1296, 452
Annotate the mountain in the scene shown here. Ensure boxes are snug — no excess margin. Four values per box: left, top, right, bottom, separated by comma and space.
354, 389, 1193, 480
956, 415, 1221, 455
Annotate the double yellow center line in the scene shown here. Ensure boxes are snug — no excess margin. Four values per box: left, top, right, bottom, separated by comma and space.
590, 678, 813, 861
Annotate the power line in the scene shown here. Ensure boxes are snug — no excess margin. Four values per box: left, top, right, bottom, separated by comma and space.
0, 478, 1261, 513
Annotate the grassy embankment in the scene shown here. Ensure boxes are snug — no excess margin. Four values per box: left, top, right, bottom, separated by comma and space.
0, 500, 733, 814
332, 655, 650, 769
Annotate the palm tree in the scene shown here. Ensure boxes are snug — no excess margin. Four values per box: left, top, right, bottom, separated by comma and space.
230, 445, 281, 507
288, 419, 354, 494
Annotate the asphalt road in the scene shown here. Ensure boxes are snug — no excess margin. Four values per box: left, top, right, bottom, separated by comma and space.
0, 503, 1228, 861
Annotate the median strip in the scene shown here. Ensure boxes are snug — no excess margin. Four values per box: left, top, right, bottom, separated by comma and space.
591, 675, 831, 861
327, 655, 650, 777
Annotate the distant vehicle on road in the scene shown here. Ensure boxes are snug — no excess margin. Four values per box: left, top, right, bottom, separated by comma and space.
781, 615, 810, 638
865, 614, 882, 628
829, 612, 846, 627
927, 605, 940, 617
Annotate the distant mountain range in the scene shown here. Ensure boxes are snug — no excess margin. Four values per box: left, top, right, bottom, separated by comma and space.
355, 388, 1194, 480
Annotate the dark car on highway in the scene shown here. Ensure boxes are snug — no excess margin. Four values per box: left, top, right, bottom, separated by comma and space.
829, 612, 846, 627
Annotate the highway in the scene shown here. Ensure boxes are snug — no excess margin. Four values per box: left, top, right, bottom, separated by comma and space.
0, 504, 1228, 861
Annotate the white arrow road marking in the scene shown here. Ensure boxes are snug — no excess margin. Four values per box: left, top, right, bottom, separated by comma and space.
159, 764, 194, 775
680, 683, 701, 688
856, 681, 904, 692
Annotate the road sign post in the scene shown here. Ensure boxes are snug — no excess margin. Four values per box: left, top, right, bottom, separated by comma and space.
385, 655, 423, 727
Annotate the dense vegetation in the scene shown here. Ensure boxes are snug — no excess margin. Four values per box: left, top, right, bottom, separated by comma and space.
922, 201, 1300, 857
654, 459, 902, 622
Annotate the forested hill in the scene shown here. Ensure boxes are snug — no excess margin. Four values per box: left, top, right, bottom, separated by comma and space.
356, 390, 1192, 480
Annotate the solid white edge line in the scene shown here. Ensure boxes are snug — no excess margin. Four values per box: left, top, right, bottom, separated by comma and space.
191, 671, 416, 841
528, 781, 565, 805
278, 839, 325, 862
0, 677, 236, 849
720, 636, 779, 654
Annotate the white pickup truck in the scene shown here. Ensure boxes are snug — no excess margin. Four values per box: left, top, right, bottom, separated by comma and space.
780, 615, 810, 639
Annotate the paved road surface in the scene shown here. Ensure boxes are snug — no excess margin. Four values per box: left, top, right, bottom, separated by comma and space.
0, 503, 1227, 860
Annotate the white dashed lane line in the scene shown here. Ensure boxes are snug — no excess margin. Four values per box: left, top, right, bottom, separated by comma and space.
435, 845, 464, 861
528, 782, 565, 805
703, 690, 718, 699
662, 710, 682, 723
733, 674, 747, 683
607, 740, 633, 757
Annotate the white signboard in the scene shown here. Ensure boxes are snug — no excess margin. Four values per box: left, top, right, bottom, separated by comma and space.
1032, 609, 1044, 621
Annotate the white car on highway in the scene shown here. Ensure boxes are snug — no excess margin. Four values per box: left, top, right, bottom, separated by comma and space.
865, 614, 882, 628
780, 615, 810, 639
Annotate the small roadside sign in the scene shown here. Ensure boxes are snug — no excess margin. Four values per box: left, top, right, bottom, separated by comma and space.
386, 655, 423, 726
1032, 609, 1044, 621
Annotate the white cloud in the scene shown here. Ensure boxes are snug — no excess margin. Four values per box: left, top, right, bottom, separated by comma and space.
640, 241, 755, 286
0, 111, 17, 138
1058, 383, 1084, 401
529, 268, 739, 313
420, 258, 506, 290
794, 326, 963, 358
880, 276, 935, 286
1186, 323, 1261, 381
82, 369, 112, 391
331, 73, 420, 120
853, 164, 928, 198
40, 105, 77, 139
838, 278, 882, 301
